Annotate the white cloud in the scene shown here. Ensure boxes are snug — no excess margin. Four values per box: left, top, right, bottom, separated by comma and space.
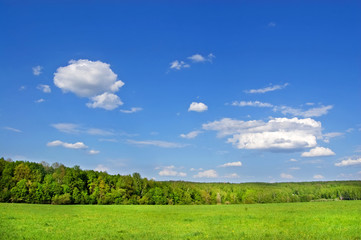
225, 173, 240, 178
180, 130, 202, 139
37, 84, 51, 93
51, 123, 113, 136
120, 107, 143, 114
35, 98, 45, 103
289, 158, 298, 162
86, 92, 123, 110
94, 164, 109, 172
88, 149, 100, 155
51, 123, 80, 134
323, 132, 344, 143
289, 167, 300, 170
158, 166, 187, 177
245, 83, 288, 94
188, 102, 208, 112
231, 101, 273, 108
275, 105, 333, 118
54, 59, 124, 110
127, 139, 187, 148
47, 140, 88, 149
188, 54, 206, 62
219, 161, 242, 167
268, 22, 276, 27
301, 147, 335, 157
169, 60, 190, 70
203, 117, 321, 151
313, 174, 324, 179
3, 127, 22, 133
280, 173, 293, 179
54, 59, 124, 97
346, 128, 354, 133
32, 65, 43, 76
335, 157, 361, 167
193, 169, 218, 178
19, 85, 26, 91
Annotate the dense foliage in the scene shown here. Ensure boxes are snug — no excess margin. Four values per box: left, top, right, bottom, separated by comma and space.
1, 158, 360, 205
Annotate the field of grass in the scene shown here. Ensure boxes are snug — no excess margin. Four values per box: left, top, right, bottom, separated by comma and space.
1, 201, 360, 239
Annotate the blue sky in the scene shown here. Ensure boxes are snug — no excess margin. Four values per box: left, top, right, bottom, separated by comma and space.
1, 1, 360, 182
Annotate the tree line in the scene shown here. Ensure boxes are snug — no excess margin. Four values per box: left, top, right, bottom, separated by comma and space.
1, 158, 360, 205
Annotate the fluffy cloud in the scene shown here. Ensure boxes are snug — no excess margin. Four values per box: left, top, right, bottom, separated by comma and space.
169, 60, 190, 70
280, 173, 293, 179
289, 158, 298, 162
127, 139, 187, 148
188, 102, 208, 112
37, 84, 51, 93
47, 140, 88, 149
193, 169, 218, 178
86, 92, 123, 110
313, 174, 324, 179
219, 161, 242, 167
54, 59, 124, 110
32, 65, 43, 76
335, 157, 361, 167
231, 101, 273, 108
245, 83, 288, 94
180, 130, 202, 139
158, 166, 187, 177
275, 105, 333, 118
301, 147, 335, 157
88, 149, 100, 155
203, 117, 321, 151
120, 107, 143, 114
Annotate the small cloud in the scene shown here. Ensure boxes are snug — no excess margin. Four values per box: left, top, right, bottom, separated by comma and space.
231, 101, 273, 108
51, 123, 80, 134
335, 157, 361, 167
188, 102, 208, 112
94, 164, 108, 172
219, 161, 242, 167
193, 169, 218, 178
158, 165, 187, 177
127, 139, 187, 148
88, 149, 100, 155
245, 83, 288, 94
180, 130, 202, 139
86, 128, 114, 136
190, 168, 203, 172
120, 107, 143, 114
3, 127, 22, 133
346, 128, 354, 133
188, 54, 206, 62
289, 158, 298, 162
35, 98, 45, 103
305, 102, 315, 106
37, 84, 51, 93
169, 60, 190, 70
323, 132, 344, 143
47, 140, 88, 149
268, 22, 276, 27
32, 65, 43, 76
289, 167, 300, 170
87, 92, 123, 110
313, 174, 324, 179
19, 86, 26, 91
280, 173, 293, 179
301, 147, 335, 157
224, 173, 240, 178
274, 105, 333, 118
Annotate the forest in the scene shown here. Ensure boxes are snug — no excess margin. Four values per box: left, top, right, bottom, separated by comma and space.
1, 157, 360, 205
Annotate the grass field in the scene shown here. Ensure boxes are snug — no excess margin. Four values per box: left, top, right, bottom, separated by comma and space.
1, 201, 360, 239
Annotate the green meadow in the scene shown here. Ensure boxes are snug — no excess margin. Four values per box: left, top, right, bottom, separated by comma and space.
1, 201, 360, 239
